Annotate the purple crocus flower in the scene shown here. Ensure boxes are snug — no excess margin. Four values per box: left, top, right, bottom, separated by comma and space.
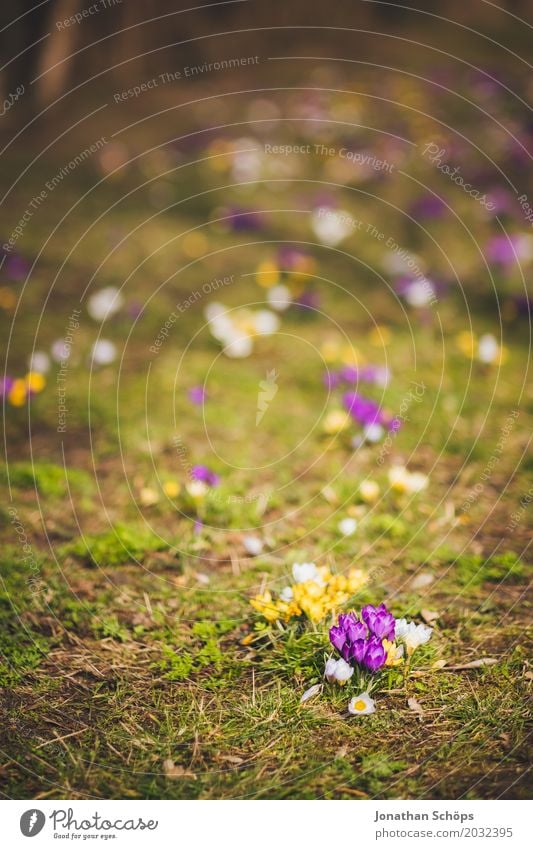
363, 636, 387, 672
484, 187, 513, 215
513, 294, 532, 317
0, 377, 14, 397
127, 300, 144, 319
191, 465, 219, 487
293, 289, 320, 311
361, 603, 396, 641
329, 625, 347, 655
343, 391, 385, 428
329, 612, 356, 653
188, 385, 206, 406
337, 612, 358, 630
409, 194, 446, 219
4, 253, 30, 280
339, 365, 359, 383
330, 612, 359, 657
329, 613, 369, 663
486, 235, 523, 267
277, 246, 302, 268
347, 639, 367, 665
345, 617, 368, 644
226, 206, 263, 232
359, 365, 391, 387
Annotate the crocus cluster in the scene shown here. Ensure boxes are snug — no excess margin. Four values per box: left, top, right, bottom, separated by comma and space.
205, 302, 280, 358
329, 605, 396, 673
191, 464, 219, 487
343, 392, 392, 431
319, 335, 395, 444
321, 607, 433, 717
456, 331, 507, 365
1, 371, 46, 407
321, 391, 394, 443
250, 561, 367, 625
388, 465, 428, 495
181, 464, 221, 515
255, 248, 318, 314
394, 275, 439, 308
323, 364, 391, 390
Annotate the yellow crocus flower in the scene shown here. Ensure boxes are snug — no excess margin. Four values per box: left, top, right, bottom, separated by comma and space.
250, 592, 279, 623
8, 379, 27, 406
382, 639, 404, 667
25, 371, 46, 393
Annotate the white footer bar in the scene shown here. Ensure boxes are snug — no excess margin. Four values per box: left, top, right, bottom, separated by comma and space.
2, 799, 530, 848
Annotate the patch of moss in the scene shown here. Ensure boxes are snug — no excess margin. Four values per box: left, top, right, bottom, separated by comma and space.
92, 614, 130, 642
0, 551, 51, 685
157, 647, 194, 681
366, 513, 408, 539
156, 618, 238, 681
449, 551, 526, 586
0, 462, 92, 498
62, 522, 169, 566
485, 552, 526, 582
359, 753, 408, 795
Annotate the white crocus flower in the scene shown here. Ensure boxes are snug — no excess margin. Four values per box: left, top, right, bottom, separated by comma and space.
223, 334, 253, 358
51, 338, 71, 362
394, 618, 432, 653
279, 586, 294, 602
311, 207, 354, 246
185, 480, 208, 502
205, 302, 278, 358
253, 309, 280, 335
232, 145, 262, 181
477, 333, 499, 364
388, 465, 410, 492
242, 536, 264, 556
372, 367, 391, 388
324, 658, 354, 685
204, 301, 226, 322
91, 339, 116, 365
209, 315, 236, 342
292, 562, 321, 584
363, 422, 385, 443
404, 279, 436, 308
28, 351, 50, 373
409, 472, 429, 492
389, 465, 428, 494
338, 517, 357, 537
360, 480, 380, 503
87, 286, 123, 321
267, 284, 291, 311
348, 692, 376, 715
394, 618, 410, 640
205, 303, 241, 346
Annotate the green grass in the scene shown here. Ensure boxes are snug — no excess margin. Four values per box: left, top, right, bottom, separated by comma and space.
0, 70, 531, 800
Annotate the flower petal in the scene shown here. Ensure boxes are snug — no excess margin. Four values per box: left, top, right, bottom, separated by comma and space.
300, 683, 323, 704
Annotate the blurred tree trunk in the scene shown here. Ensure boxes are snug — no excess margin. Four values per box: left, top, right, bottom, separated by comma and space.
0, 0, 50, 97
34, 0, 84, 107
